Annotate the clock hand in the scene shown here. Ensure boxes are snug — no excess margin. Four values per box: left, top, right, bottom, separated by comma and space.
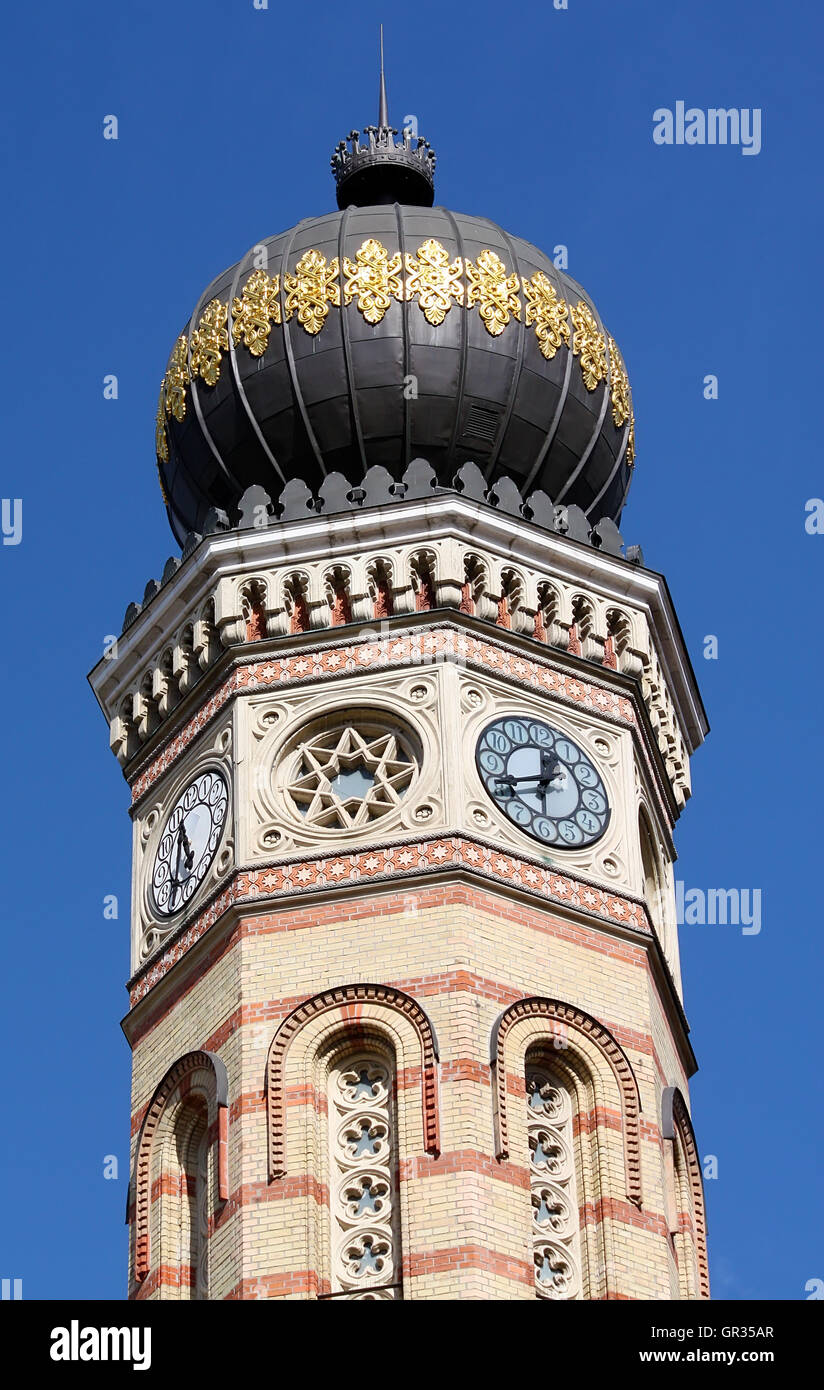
169, 832, 183, 905
170, 822, 195, 906
179, 824, 195, 872
498, 762, 566, 788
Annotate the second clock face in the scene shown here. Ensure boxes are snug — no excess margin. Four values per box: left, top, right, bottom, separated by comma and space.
476, 717, 610, 849
151, 769, 229, 917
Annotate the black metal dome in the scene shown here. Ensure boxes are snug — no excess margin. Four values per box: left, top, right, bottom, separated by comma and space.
155, 116, 635, 546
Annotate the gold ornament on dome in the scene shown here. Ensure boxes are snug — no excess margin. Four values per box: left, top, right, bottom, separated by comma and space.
608, 336, 635, 466
155, 461, 169, 504
164, 335, 190, 421
626, 416, 636, 467
523, 272, 570, 360
571, 300, 607, 391
342, 238, 404, 325
465, 249, 521, 336
404, 238, 464, 326
155, 380, 169, 462
190, 299, 229, 386
608, 336, 631, 427
283, 249, 341, 335
232, 269, 282, 357
160, 244, 637, 466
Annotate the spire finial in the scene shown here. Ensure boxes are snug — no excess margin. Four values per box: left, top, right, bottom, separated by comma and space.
378, 24, 389, 129
331, 39, 436, 209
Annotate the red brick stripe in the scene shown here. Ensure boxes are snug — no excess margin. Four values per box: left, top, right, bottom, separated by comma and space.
403, 1245, 533, 1285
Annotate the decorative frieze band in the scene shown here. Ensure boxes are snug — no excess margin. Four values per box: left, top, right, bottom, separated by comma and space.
127, 833, 651, 1007
130, 629, 636, 798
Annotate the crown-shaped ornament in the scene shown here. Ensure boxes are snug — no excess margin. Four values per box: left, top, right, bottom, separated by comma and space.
331, 29, 436, 208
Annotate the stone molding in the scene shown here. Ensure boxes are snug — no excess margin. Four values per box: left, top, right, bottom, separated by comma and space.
265, 984, 441, 1181
89, 498, 706, 800
126, 628, 677, 834
131, 1049, 228, 1283
662, 1085, 710, 1299
127, 835, 652, 1007
491, 998, 643, 1208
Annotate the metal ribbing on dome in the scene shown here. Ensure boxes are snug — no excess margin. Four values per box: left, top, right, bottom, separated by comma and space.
158, 208, 633, 545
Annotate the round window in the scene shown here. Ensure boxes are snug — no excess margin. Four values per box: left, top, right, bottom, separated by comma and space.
282, 714, 419, 831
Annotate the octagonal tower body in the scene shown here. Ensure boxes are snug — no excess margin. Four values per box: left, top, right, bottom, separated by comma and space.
91, 478, 708, 1300
91, 103, 709, 1301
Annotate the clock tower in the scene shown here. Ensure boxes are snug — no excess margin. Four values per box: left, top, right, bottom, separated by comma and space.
90, 94, 710, 1301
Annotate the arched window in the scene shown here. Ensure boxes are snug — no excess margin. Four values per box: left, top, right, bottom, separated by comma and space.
283, 573, 311, 634
492, 998, 643, 1300
526, 1056, 582, 1299
324, 567, 352, 627
534, 582, 561, 645
498, 568, 524, 631
661, 1087, 710, 1299
639, 807, 679, 980
132, 1050, 228, 1299
241, 580, 267, 641
367, 559, 394, 619
410, 552, 436, 612
326, 1044, 401, 1300
461, 554, 486, 615
639, 808, 664, 927
155, 1096, 211, 1300
266, 984, 440, 1299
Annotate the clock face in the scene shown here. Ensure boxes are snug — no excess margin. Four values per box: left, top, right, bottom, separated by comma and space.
151, 770, 229, 917
476, 717, 610, 849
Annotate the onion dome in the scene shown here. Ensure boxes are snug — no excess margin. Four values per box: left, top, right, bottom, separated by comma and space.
155, 88, 635, 546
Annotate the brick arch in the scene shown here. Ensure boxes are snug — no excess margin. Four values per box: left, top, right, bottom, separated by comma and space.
132, 1049, 228, 1283
266, 984, 440, 1181
662, 1086, 710, 1299
491, 997, 643, 1207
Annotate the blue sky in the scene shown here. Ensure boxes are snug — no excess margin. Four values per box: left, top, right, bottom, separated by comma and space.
1, 0, 821, 1299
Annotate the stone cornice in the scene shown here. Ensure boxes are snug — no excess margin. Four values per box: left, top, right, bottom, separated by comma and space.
89, 495, 708, 757
121, 845, 697, 1079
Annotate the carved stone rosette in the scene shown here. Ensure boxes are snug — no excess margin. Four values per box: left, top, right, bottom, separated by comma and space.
328, 1051, 400, 1299
527, 1064, 582, 1300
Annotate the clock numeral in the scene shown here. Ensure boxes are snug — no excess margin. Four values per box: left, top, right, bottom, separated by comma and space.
480, 750, 505, 775
577, 810, 598, 834
573, 763, 597, 787
486, 731, 510, 754
559, 820, 583, 845
507, 801, 531, 827
533, 817, 557, 842
555, 739, 579, 765
503, 719, 529, 744
582, 790, 606, 814
528, 722, 553, 747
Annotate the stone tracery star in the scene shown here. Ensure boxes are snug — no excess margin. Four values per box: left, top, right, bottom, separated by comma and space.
288, 726, 415, 829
